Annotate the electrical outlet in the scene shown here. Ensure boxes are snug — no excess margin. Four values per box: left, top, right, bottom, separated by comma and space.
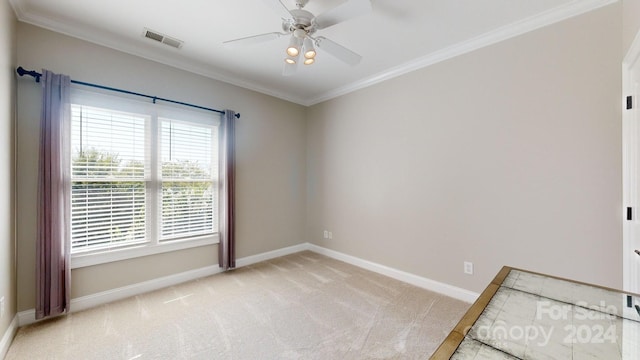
323, 230, 328, 239
328, 231, 333, 239
464, 261, 474, 275
0, 296, 5, 318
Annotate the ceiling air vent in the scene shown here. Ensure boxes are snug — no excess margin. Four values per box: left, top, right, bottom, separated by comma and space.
143, 28, 184, 49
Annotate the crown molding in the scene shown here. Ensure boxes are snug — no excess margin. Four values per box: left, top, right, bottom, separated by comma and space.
10, 0, 618, 107
8, 0, 309, 105
306, 0, 619, 106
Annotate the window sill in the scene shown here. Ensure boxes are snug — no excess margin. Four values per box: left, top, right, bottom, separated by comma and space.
70, 235, 220, 269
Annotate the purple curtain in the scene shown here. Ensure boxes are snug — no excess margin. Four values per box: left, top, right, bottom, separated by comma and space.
36, 69, 71, 319
219, 110, 236, 270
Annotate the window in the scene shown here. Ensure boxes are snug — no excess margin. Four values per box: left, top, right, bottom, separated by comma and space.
69, 91, 219, 267
71, 105, 148, 252
160, 119, 218, 240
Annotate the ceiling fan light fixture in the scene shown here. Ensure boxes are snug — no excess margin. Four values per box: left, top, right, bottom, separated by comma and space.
286, 46, 299, 57
286, 35, 303, 57
303, 37, 316, 59
223, 0, 372, 76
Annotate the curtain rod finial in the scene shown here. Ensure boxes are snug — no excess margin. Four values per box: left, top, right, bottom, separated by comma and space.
16, 66, 41, 82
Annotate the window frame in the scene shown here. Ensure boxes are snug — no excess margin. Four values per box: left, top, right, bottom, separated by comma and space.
69, 89, 220, 269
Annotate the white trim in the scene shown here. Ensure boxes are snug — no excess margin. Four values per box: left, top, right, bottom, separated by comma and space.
71, 236, 219, 269
306, 244, 479, 303
622, 29, 640, 294
306, 0, 618, 105
235, 243, 309, 267
0, 315, 18, 359
17, 242, 478, 327
623, 59, 632, 294
9, 0, 618, 107
18, 265, 222, 327
18, 243, 308, 327
8, 0, 308, 106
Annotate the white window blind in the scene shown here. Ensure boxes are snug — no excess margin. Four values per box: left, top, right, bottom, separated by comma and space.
71, 105, 148, 253
69, 97, 220, 259
160, 119, 218, 240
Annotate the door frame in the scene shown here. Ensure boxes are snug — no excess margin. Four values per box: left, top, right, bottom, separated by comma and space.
623, 30, 640, 293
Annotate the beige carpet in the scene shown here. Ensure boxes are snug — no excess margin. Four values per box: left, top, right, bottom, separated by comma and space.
6, 251, 469, 359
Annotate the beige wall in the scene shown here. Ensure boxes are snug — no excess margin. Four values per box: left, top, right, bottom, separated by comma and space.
12, 3, 626, 313
307, 4, 623, 294
0, 0, 17, 340
15, 24, 307, 310
624, 0, 640, 54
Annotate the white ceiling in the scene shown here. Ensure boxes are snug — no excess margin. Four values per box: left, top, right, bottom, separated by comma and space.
9, 0, 615, 105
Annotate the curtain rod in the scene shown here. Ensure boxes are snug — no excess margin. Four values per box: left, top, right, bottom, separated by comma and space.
16, 66, 240, 119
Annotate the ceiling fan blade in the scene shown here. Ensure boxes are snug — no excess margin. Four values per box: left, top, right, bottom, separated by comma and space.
262, 0, 293, 20
223, 32, 284, 46
313, 0, 372, 30
315, 36, 362, 66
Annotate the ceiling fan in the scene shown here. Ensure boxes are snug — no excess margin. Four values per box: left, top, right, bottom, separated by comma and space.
223, 0, 372, 76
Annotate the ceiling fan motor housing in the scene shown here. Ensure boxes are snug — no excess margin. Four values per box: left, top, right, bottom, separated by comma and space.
282, 9, 316, 36
224, 0, 370, 73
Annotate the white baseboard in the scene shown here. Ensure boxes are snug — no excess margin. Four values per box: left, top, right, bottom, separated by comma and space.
307, 243, 479, 303
17, 243, 309, 327
1, 315, 18, 359
18, 265, 223, 327
17, 242, 477, 328
235, 243, 309, 268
